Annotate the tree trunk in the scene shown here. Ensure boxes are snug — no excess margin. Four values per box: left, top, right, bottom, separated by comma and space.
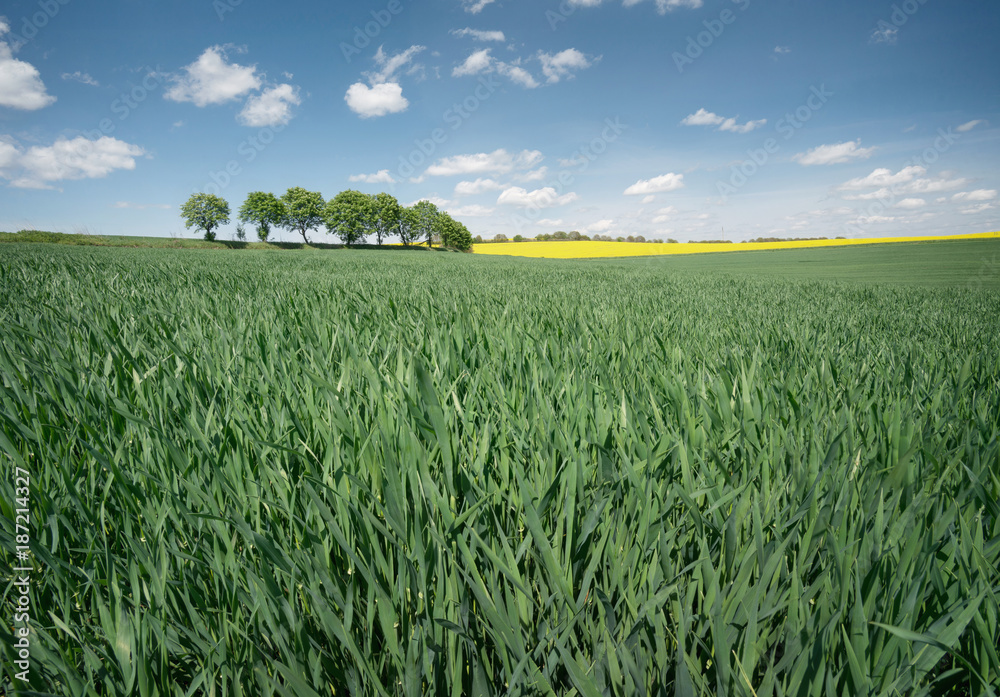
299, 227, 310, 245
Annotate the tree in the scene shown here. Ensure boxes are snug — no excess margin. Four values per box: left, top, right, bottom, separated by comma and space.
181, 193, 230, 241
512, 235, 524, 242
239, 192, 285, 242
437, 213, 473, 251
280, 187, 325, 244
493, 233, 508, 242
397, 206, 421, 246
369, 192, 401, 246
324, 190, 374, 245
411, 200, 440, 247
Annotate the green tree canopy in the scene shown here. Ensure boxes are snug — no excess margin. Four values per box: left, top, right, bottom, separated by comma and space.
437, 213, 474, 252
280, 187, 325, 244
411, 200, 440, 247
324, 190, 374, 245
180, 193, 230, 241
238, 192, 285, 243
397, 206, 421, 246
369, 193, 401, 246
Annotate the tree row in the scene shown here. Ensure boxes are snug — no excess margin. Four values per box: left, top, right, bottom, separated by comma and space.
180, 188, 473, 251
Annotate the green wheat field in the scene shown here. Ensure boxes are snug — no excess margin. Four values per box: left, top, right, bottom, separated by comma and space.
1, 241, 998, 696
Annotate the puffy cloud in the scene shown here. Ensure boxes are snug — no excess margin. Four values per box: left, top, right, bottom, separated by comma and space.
238, 84, 300, 127
426, 149, 542, 177
538, 48, 595, 84
346, 45, 424, 119
952, 189, 997, 202
0, 36, 56, 110
959, 203, 995, 215
451, 28, 506, 42
586, 219, 615, 233
497, 186, 578, 208
794, 140, 876, 166
681, 108, 766, 134
894, 198, 926, 209
452, 49, 540, 88
3, 136, 145, 189
455, 178, 503, 195
345, 82, 409, 118
349, 170, 397, 184
165, 46, 261, 107
453, 49, 494, 77
624, 173, 684, 196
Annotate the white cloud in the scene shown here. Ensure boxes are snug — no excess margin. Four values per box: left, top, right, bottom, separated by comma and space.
410, 196, 452, 208
952, 189, 997, 202
349, 169, 396, 185
871, 27, 898, 45
960, 203, 995, 215
345, 82, 409, 118
497, 186, 578, 208
838, 166, 926, 190
426, 149, 542, 177
452, 28, 506, 42
956, 120, 986, 133
901, 176, 969, 195
452, 49, 540, 88
516, 166, 549, 182
5, 136, 145, 189
794, 140, 876, 166
447, 204, 495, 217
366, 45, 426, 84
624, 173, 684, 196
165, 46, 261, 107
238, 83, 300, 127
642, 195, 656, 204
0, 36, 56, 110
462, 0, 496, 13
894, 198, 926, 209
538, 49, 595, 84
455, 177, 503, 195
537, 218, 564, 226
681, 108, 766, 134
498, 62, 539, 89
346, 45, 425, 119
586, 219, 615, 233
774, 46, 791, 55
61, 71, 99, 86
453, 49, 494, 77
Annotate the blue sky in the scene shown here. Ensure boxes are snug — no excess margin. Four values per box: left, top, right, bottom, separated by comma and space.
1, 0, 998, 242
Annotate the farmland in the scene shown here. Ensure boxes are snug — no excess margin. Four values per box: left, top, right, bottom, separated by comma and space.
1, 242, 998, 696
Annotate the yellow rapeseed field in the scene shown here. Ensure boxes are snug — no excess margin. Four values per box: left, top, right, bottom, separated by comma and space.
472, 231, 1000, 259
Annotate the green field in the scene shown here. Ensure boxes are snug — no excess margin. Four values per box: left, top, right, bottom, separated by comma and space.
1, 242, 998, 696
